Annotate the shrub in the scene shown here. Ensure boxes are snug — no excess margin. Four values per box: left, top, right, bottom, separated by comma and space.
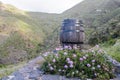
41, 46, 115, 79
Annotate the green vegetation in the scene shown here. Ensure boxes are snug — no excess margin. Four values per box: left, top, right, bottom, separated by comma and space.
62, 0, 120, 62
0, 2, 61, 64
101, 39, 120, 62
0, 0, 120, 78
42, 47, 115, 79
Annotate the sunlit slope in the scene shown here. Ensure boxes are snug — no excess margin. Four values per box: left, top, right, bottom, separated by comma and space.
0, 2, 59, 64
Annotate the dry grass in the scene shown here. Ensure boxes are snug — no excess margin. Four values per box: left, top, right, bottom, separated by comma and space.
0, 61, 27, 78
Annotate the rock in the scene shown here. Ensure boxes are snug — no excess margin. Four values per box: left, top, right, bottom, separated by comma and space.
12, 71, 24, 80
1, 72, 24, 80
1, 77, 9, 80
29, 70, 42, 79
115, 65, 120, 74
108, 56, 120, 74
41, 75, 80, 80
19, 66, 32, 73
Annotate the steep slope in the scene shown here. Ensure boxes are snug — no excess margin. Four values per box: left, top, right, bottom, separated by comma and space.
0, 2, 60, 64
63, 0, 120, 18
62, 0, 120, 42
62, 0, 120, 62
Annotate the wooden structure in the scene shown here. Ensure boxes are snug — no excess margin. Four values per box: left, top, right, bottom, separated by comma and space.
60, 19, 85, 48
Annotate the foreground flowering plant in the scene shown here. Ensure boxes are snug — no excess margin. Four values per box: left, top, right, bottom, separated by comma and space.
41, 46, 115, 79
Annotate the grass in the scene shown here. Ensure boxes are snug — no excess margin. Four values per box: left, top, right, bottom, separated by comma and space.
0, 61, 26, 79
101, 39, 120, 62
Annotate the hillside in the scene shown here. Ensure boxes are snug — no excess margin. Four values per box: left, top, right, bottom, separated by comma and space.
62, 0, 120, 40
62, 0, 120, 61
0, 0, 120, 64
0, 2, 61, 64
63, 0, 120, 18
0, 0, 120, 78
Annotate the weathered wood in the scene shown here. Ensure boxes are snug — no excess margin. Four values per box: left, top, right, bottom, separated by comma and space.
60, 19, 85, 47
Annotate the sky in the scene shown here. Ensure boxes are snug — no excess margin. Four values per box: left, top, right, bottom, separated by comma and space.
0, 0, 83, 13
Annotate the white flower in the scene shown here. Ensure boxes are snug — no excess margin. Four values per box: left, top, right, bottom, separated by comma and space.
52, 59, 56, 63
98, 49, 103, 53
56, 48, 60, 51
92, 60, 95, 63
43, 52, 50, 56
95, 45, 99, 48
72, 72, 75, 75
76, 70, 79, 73
54, 66, 56, 68
66, 58, 70, 61
91, 50, 95, 53
55, 54, 59, 58
68, 61, 73, 64
79, 58, 83, 61
73, 54, 77, 58
48, 63, 51, 66
83, 56, 87, 59
87, 64, 91, 67
64, 52, 68, 55
92, 67, 95, 70
68, 46, 72, 50
64, 65, 68, 69
73, 46, 78, 49
70, 64, 74, 68
85, 54, 88, 57
97, 65, 101, 68
82, 71, 84, 73
64, 46, 69, 49
94, 73, 97, 76
50, 67, 54, 70
58, 69, 61, 72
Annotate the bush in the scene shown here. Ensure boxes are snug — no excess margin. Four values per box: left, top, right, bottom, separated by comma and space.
41, 46, 115, 79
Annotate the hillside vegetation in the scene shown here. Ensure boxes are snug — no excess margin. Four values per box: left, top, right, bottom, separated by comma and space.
0, 0, 120, 64
0, 0, 120, 78
62, 0, 120, 61
0, 2, 61, 64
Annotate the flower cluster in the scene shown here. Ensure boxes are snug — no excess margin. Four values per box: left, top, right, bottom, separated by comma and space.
41, 47, 115, 79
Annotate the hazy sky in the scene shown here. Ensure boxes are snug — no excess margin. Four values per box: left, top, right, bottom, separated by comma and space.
0, 0, 83, 13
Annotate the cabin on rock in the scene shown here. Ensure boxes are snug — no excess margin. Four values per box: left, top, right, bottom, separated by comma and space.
60, 19, 85, 49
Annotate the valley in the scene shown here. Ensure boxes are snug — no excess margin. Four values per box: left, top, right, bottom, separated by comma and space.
0, 0, 120, 79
